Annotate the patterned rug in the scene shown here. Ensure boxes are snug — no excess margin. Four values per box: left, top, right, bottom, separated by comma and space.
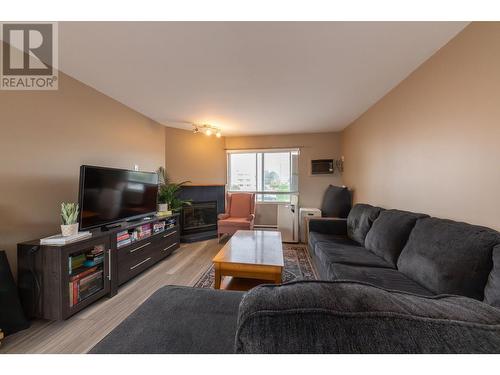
193, 244, 318, 288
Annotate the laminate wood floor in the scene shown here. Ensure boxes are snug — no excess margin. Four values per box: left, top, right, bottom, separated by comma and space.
0, 239, 223, 354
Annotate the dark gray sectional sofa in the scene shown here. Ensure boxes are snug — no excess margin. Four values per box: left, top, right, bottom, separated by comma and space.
308, 204, 500, 305
91, 203, 500, 354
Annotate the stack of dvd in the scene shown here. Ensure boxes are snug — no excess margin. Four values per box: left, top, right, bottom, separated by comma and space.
117, 230, 131, 248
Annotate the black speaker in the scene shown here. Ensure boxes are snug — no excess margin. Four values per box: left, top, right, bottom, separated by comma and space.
0, 250, 30, 336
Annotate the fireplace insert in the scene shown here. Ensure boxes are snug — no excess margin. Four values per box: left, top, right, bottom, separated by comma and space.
181, 201, 218, 240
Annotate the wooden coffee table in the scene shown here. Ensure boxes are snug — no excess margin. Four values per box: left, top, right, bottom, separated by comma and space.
213, 230, 284, 290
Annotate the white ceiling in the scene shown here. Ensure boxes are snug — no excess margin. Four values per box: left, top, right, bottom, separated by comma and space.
59, 22, 468, 136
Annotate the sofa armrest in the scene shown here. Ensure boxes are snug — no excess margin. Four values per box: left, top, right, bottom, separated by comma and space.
218, 213, 230, 220
307, 217, 347, 236
235, 280, 500, 354
247, 214, 255, 221
90, 285, 244, 354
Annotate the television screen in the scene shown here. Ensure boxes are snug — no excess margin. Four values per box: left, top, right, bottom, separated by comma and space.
78, 165, 159, 230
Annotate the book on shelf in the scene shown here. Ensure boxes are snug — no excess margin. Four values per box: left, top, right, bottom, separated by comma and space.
70, 266, 98, 281
73, 281, 78, 306
79, 270, 102, 287
153, 222, 166, 233
137, 224, 152, 232
91, 244, 105, 255
41, 231, 92, 245
117, 237, 132, 247
79, 271, 103, 300
69, 254, 86, 274
117, 233, 130, 242
69, 282, 73, 307
86, 253, 104, 261
130, 226, 152, 241
83, 255, 104, 267
117, 230, 128, 237
79, 285, 102, 302
69, 269, 103, 307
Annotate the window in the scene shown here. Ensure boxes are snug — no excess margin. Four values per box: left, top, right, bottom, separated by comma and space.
227, 149, 299, 202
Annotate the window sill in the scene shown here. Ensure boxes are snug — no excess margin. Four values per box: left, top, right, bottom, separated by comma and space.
255, 201, 291, 205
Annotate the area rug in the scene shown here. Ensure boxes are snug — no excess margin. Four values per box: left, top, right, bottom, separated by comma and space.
193, 244, 317, 288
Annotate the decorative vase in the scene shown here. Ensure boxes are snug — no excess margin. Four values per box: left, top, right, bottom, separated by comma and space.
158, 203, 169, 212
61, 223, 79, 237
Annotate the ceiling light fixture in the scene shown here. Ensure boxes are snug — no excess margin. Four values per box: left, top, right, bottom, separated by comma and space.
192, 124, 222, 138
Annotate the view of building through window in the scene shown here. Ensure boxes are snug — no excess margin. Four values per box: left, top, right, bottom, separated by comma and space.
227, 149, 299, 202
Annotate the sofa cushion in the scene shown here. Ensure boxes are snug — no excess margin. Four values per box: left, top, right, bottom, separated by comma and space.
329, 263, 433, 296
235, 280, 500, 353
484, 244, 500, 308
364, 209, 428, 267
347, 204, 383, 245
310, 252, 332, 280
397, 218, 500, 300
321, 185, 352, 218
218, 217, 252, 228
308, 231, 357, 254
315, 242, 392, 269
90, 286, 244, 354
308, 218, 347, 236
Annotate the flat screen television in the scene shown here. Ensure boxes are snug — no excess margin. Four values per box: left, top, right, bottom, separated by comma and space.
78, 165, 159, 230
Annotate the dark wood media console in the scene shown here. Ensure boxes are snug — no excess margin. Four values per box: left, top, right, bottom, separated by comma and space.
17, 213, 180, 320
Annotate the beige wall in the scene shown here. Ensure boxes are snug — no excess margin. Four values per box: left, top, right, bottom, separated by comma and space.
164, 131, 343, 225
0, 72, 166, 276
165, 127, 226, 185
225, 132, 343, 210
341, 22, 500, 230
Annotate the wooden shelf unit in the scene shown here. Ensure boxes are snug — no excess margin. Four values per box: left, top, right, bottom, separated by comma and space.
17, 213, 180, 320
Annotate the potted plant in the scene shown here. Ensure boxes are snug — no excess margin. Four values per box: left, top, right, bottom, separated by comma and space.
61, 202, 79, 236
156, 167, 192, 212
157, 167, 169, 212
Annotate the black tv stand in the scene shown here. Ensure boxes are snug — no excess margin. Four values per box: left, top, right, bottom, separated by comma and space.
18, 213, 180, 320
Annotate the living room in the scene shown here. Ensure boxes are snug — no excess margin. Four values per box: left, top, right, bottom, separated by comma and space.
1, 0, 500, 372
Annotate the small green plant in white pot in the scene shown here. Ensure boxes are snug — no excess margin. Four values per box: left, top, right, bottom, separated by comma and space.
156, 166, 191, 212
61, 203, 79, 236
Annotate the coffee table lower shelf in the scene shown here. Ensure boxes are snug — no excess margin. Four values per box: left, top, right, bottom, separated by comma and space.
218, 276, 277, 291
214, 262, 282, 290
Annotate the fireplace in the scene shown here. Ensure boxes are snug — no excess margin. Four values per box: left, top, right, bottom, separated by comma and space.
178, 185, 225, 243
182, 201, 217, 236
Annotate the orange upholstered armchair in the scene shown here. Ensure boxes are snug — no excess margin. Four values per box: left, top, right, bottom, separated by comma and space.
217, 192, 256, 242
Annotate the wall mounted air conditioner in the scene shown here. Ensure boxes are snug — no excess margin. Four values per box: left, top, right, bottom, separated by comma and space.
311, 159, 334, 175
